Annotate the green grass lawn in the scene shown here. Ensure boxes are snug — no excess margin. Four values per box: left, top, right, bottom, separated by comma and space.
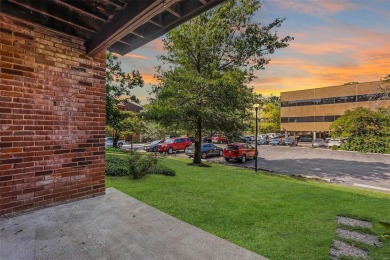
106, 156, 390, 259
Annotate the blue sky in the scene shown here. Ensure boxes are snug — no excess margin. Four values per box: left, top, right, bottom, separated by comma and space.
117, 0, 390, 104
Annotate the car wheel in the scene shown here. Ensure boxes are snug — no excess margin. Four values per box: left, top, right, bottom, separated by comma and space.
241, 155, 246, 163
219, 150, 223, 156
201, 152, 207, 159
168, 148, 173, 154
118, 143, 123, 148
224, 157, 229, 162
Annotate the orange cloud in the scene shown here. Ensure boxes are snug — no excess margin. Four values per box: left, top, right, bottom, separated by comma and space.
271, 0, 360, 16
142, 38, 165, 52
142, 73, 159, 85
123, 53, 152, 60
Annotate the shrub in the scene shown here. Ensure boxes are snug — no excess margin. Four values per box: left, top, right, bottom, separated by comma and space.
105, 154, 128, 176
331, 145, 338, 150
342, 135, 390, 154
105, 152, 176, 179
151, 165, 176, 176
127, 151, 157, 179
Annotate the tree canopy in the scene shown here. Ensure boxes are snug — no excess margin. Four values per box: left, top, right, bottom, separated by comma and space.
330, 107, 389, 137
106, 52, 144, 146
260, 96, 280, 133
143, 0, 293, 163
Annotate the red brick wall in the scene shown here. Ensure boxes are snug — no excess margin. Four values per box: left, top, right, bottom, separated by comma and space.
0, 14, 106, 215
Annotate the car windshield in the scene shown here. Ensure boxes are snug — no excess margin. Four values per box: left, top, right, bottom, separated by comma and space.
285, 138, 293, 141
165, 138, 174, 143
314, 139, 323, 142
226, 145, 239, 150
150, 140, 161, 145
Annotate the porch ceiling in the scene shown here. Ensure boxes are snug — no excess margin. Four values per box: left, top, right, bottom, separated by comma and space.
0, 0, 224, 56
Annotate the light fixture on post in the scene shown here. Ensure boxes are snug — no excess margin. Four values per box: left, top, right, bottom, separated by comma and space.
253, 103, 260, 172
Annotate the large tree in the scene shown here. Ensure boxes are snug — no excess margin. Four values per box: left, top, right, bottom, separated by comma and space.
106, 52, 144, 146
143, 0, 293, 164
260, 96, 280, 133
106, 111, 143, 145
330, 107, 387, 137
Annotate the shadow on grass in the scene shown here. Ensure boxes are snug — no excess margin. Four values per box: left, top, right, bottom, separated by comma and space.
187, 162, 211, 167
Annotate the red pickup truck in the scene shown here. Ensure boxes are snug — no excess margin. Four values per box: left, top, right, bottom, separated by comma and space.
157, 137, 192, 154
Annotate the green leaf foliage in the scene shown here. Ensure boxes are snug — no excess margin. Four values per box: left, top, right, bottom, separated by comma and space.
143, 0, 293, 163
260, 96, 280, 133
342, 135, 390, 154
106, 52, 144, 146
330, 107, 389, 137
106, 153, 175, 178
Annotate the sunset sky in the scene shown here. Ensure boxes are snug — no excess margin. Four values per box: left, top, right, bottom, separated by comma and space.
117, 0, 390, 104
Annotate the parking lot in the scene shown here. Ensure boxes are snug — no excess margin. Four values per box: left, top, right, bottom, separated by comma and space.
124, 143, 390, 193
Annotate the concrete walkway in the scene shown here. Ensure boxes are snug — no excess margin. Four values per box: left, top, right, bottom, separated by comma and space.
0, 188, 266, 260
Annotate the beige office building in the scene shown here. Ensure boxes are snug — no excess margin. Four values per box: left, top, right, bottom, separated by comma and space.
280, 81, 390, 138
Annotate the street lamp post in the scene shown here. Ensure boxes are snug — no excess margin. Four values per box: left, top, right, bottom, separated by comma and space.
254, 104, 259, 172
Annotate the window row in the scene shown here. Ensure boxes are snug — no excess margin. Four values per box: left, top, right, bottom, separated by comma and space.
281, 93, 389, 107
281, 115, 341, 123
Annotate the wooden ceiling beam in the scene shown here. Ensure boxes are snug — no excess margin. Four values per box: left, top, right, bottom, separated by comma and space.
130, 31, 144, 38
51, 0, 108, 22
148, 19, 163, 28
8, 0, 97, 33
167, 7, 181, 18
86, 0, 176, 55
99, 0, 123, 10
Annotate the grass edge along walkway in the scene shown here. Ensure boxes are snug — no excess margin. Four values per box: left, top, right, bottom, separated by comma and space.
106, 156, 390, 259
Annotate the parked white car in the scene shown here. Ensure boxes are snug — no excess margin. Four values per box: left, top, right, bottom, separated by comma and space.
105, 137, 125, 147
327, 139, 343, 148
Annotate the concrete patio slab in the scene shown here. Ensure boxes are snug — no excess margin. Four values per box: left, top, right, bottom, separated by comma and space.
0, 188, 266, 260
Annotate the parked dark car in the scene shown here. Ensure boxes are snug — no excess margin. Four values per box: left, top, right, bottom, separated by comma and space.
240, 136, 253, 143
201, 136, 212, 143
185, 143, 223, 159
257, 138, 269, 145
298, 136, 313, 142
223, 143, 256, 163
284, 137, 297, 146
144, 140, 164, 152
269, 138, 284, 146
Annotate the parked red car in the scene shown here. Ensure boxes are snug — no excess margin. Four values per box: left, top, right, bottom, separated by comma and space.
223, 143, 256, 163
157, 137, 192, 154
211, 134, 229, 144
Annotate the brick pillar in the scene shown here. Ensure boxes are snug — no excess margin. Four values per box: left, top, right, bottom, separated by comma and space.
0, 14, 106, 215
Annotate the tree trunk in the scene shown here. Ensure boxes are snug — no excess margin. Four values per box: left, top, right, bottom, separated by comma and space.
113, 132, 120, 148
193, 117, 202, 164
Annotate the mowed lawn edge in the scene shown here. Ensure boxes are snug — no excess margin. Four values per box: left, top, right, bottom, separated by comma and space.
106, 156, 390, 259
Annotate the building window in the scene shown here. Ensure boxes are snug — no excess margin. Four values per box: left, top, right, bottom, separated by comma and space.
288, 117, 297, 123
281, 117, 288, 123
281, 92, 387, 107
306, 116, 315, 122
315, 116, 324, 122
324, 116, 334, 122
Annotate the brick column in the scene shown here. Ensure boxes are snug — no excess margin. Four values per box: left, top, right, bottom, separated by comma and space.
0, 14, 106, 215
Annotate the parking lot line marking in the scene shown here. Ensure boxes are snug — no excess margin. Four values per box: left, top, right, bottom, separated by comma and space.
353, 183, 390, 192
